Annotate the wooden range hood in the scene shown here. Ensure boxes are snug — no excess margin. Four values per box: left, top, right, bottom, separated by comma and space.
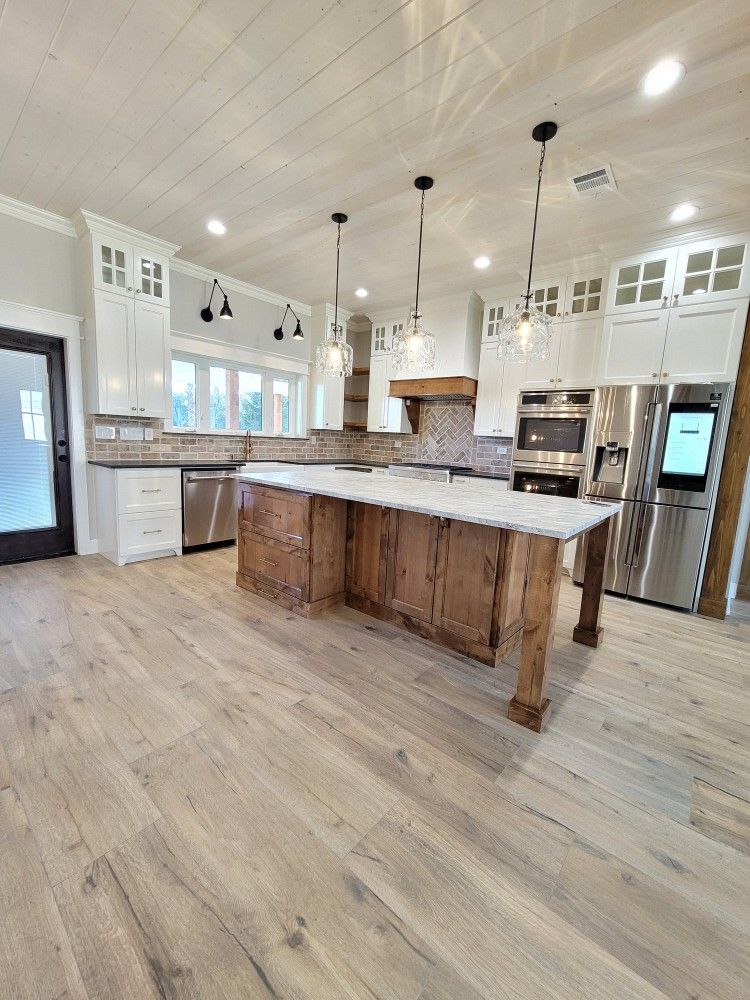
388, 376, 478, 433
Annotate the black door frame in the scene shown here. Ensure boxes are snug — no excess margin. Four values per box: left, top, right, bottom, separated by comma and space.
0, 326, 75, 564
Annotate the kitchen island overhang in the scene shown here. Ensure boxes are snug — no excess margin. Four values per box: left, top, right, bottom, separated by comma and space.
233, 467, 619, 732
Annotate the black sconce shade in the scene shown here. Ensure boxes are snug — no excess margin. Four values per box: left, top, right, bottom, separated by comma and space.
201, 278, 232, 323
275, 303, 303, 341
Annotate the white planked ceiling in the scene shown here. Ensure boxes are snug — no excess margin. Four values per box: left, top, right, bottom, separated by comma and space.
1, 0, 749, 315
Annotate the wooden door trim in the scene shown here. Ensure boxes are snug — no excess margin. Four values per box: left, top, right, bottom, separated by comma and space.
698, 304, 750, 618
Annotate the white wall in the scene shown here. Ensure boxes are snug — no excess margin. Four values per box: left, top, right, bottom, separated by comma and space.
0, 213, 77, 315
169, 267, 310, 368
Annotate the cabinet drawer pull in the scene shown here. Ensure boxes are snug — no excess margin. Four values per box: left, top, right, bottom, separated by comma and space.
259, 557, 279, 567
143, 529, 163, 535
259, 509, 281, 517
140, 488, 162, 493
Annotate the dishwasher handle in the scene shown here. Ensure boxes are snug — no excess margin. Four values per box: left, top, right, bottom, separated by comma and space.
184, 475, 237, 483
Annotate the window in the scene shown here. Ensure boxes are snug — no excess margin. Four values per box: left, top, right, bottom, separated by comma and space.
171, 359, 196, 428
19, 389, 47, 441
169, 353, 301, 436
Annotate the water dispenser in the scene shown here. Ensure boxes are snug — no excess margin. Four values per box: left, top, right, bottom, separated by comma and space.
592, 438, 629, 485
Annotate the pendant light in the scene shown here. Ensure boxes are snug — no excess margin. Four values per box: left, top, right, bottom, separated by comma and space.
499, 122, 557, 363
315, 213, 353, 378
391, 176, 437, 374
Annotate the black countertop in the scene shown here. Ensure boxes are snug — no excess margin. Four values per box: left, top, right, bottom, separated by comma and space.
88, 460, 244, 469
88, 458, 509, 480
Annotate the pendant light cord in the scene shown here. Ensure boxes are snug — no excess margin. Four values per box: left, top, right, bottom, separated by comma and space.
334, 221, 341, 337
414, 188, 425, 317
524, 140, 546, 308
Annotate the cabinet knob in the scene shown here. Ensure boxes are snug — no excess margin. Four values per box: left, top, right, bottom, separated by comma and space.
131, 406, 137, 411
556, 378, 562, 383
662, 372, 669, 377
127, 286, 133, 292
661, 296, 668, 308
672, 294, 678, 306
651, 372, 658, 378
549, 378, 555, 383
139, 407, 145, 411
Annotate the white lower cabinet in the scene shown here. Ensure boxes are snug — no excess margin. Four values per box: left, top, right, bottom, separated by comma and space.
367, 354, 411, 432
473, 343, 525, 438
599, 298, 747, 385
309, 371, 344, 430
95, 467, 182, 566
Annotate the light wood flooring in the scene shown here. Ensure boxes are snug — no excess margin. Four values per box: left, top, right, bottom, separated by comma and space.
1, 547, 749, 1000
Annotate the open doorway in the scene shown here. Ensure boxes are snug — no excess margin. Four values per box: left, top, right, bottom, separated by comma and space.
727, 467, 750, 619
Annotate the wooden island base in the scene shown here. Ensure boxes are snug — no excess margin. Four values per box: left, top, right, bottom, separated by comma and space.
236, 482, 611, 731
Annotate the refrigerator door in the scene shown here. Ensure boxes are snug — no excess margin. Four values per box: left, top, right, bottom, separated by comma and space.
644, 382, 731, 509
573, 497, 639, 595
586, 384, 656, 501
627, 502, 710, 608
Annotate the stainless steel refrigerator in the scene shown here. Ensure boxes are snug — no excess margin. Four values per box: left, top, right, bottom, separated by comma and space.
574, 382, 732, 610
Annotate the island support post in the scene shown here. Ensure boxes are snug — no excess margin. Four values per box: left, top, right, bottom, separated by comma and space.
508, 517, 611, 732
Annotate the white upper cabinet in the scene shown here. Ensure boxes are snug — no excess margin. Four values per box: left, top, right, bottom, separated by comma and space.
599, 309, 670, 385
481, 299, 512, 343
134, 249, 170, 305
371, 322, 389, 354
473, 343, 525, 438
673, 237, 750, 306
660, 298, 747, 384
523, 328, 562, 388
77, 212, 179, 418
606, 248, 678, 314
562, 274, 605, 320
530, 280, 565, 323
367, 353, 410, 433
556, 318, 602, 387
92, 235, 170, 306
310, 369, 344, 430
93, 235, 133, 295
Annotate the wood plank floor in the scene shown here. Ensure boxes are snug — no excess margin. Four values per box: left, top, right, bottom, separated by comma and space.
1, 547, 748, 999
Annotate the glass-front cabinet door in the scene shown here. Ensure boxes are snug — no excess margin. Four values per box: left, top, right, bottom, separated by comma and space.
371, 323, 389, 354
482, 300, 510, 342
563, 274, 605, 319
92, 236, 133, 295
606, 248, 678, 314
673, 237, 750, 306
531, 280, 564, 322
134, 249, 170, 306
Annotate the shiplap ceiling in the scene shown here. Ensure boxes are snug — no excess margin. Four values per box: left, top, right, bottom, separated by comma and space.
1, 0, 749, 314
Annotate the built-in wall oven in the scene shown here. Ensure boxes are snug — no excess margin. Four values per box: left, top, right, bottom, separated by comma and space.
511, 389, 595, 498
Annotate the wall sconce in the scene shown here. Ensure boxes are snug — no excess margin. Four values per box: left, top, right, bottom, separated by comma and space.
274, 302, 304, 341
200, 278, 233, 322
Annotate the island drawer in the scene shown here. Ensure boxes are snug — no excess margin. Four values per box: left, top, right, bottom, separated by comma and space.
238, 529, 308, 600
238, 483, 310, 546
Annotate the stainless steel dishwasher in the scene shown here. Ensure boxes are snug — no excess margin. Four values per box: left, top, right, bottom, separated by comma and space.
182, 468, 238, 549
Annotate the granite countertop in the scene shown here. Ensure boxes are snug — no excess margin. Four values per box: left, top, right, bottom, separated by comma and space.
88, 460, 244, 469
236, 466, 618, 540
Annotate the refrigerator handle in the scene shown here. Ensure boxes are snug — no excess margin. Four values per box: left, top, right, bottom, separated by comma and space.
639, 402, 663, 501
630, 504, 648, 568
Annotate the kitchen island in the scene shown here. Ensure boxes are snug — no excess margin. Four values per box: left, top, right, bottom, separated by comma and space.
234, 467, 618, 731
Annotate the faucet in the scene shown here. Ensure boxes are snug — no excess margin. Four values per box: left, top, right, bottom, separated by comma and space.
245, 429, 252, 462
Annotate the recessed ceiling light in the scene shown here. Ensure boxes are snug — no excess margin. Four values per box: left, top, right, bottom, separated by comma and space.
474, 255, 491, 270
670, 203, 697, 223
355, 287, 368, 298
642, 60, 684, 96
206, 219, 226, 235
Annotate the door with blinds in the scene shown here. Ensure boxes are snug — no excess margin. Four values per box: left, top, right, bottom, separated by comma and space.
0, 328, 74, 564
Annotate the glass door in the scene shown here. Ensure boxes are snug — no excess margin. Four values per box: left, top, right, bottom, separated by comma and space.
0, 328, 74, 564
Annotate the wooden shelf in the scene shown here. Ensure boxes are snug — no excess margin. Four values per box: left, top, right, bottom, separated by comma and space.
345, 393, 368, 402
351, 366, 370, 376
343, 421, 367, 430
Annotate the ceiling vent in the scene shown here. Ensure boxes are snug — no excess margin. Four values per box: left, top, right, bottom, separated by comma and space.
570, 164, 617, 198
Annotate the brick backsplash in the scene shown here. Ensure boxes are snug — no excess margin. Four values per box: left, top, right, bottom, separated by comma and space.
86, 401, 512, 477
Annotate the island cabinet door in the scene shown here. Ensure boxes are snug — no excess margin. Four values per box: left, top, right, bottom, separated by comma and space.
238, 483, 310, 547
384, 510, 440, 622
346, 502, 389, 602
432, 519, 500, 644
238, 529, 308, 601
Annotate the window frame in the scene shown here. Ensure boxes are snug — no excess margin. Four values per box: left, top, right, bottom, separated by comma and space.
168, 351, 302, 437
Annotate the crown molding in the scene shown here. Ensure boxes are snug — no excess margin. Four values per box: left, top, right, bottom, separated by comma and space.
74, 209, 181, 257
0, 194, 76, 237
171, 257, 312, 317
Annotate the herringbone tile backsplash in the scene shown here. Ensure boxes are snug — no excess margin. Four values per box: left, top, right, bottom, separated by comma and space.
87, 401, 512, 477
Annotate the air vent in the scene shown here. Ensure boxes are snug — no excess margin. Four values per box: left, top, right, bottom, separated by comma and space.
570, 164, 617, 198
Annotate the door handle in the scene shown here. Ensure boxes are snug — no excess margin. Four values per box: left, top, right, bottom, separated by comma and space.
57, 454, 69, 462
630, 506, 648, 567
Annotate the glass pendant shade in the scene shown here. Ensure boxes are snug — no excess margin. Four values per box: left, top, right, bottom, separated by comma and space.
315, 323, 353, 377
391, 310, 436, 374
498, 299, 552, 363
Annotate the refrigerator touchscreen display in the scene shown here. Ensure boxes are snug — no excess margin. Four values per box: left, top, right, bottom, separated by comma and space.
661, 409, 716, 477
